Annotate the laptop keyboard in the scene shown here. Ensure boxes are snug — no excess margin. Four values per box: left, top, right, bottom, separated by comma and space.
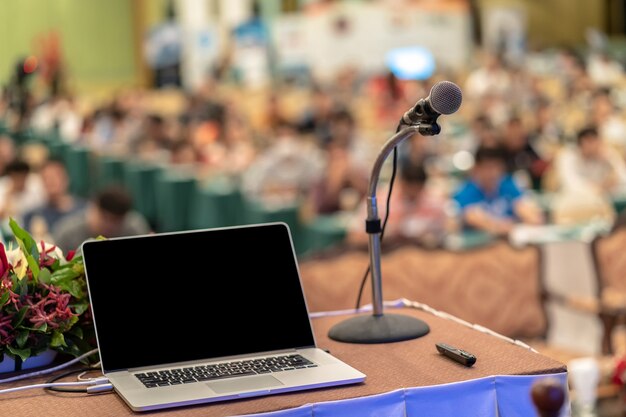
134, 354, 317, 388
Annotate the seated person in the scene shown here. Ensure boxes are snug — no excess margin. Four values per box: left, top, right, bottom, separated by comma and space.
52, 185, 151, 252
346, 161, 448, 247
310, 109, 370, 214
453, 146, 544, 236
0, 158, 45, 228
501, 116, 547, 190
554, 126, 626, 196
241, 121, 324, 207
23, 158, 87, 241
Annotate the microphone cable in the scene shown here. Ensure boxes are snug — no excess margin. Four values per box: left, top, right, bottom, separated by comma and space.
355, 122, 403, 311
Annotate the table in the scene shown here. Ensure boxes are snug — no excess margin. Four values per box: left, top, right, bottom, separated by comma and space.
1, 306, 568, 417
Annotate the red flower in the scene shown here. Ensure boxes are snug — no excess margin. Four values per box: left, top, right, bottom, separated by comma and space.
0, 244, 8, 278
613, 358, 626, 386
0, 313, 14, 345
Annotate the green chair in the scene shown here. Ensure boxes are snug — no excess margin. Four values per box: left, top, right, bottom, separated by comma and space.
243, 198, 304, 253
47, 140, 71, 162
10, 128, 35, 146
95, 155, 126, 189
64, 146, 92, 197
612, 194, 626, 216
190, 178, 244, 230
155, 171, 197, 232
123, 162, 163, 228
303, 214, 349, 255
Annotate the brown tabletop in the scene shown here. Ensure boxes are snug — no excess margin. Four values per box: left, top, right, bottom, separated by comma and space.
1, 307, 566, 417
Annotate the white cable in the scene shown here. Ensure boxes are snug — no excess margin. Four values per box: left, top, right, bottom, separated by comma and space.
0, 348, 99, 384
0, 377, 109, 395
77, 370, 90, 381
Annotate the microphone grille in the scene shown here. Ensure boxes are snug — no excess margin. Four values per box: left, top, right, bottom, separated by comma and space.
429, 81, 463, 115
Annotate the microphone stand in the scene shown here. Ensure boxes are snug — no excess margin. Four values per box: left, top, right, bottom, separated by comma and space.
328, 122, 439, 343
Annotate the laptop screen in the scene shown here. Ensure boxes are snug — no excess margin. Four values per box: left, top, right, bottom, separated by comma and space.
82, 223, 316, 372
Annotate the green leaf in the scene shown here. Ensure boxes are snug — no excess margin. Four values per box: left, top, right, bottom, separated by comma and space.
7, 345, 31, 361
12, 306, 28, 328
9, 218, 39, 259
51, 268, 79, 285
50, 331, 66, 348
72, 302, 89, 315
25, 254, 40, 280
21, 322, 47, 333
69, 326, 83, 339
0, 291, 9, 306
16, 329, 29, 348
67, 280, 84, 298
17, 277, 28, 297
50, 259, 60, 271
38, 268, 51, 285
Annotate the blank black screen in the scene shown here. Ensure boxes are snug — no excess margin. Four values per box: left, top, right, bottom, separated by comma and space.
82, 223, 315, 372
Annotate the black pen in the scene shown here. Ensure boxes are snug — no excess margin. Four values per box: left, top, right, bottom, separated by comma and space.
436, 343, 477, 367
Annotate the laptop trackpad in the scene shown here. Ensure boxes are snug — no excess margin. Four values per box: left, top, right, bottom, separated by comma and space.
208, 375, 283, 394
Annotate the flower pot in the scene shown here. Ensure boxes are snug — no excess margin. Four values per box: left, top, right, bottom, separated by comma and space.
0, 350, 58, 373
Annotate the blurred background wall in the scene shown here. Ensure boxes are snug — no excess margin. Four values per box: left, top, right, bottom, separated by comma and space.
0, 0, 620, 97
0, 0, 138, 92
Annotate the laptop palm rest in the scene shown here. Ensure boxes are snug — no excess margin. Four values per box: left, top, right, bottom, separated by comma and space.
208, 375, 284, 394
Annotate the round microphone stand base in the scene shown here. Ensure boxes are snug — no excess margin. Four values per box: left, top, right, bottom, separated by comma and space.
328, 313, 430, 344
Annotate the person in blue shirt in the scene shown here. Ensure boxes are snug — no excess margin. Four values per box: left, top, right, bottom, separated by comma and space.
453, 146, 545, 235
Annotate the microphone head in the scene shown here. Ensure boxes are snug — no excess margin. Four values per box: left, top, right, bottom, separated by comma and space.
428, 81, 463, 115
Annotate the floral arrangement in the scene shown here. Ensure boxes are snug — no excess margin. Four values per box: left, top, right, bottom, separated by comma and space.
0, 219, 95, 364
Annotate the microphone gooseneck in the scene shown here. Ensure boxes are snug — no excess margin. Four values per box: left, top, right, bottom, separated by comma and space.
328, 80, 463, 344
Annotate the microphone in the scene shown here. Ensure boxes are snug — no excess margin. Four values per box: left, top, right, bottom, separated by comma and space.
328, 80, 463, 344
401, 81, 463, 135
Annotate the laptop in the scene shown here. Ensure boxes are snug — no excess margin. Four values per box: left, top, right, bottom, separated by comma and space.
81, 222, 366, 412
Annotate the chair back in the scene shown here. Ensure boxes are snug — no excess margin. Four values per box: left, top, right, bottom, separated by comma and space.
591, 227, 626, 303
299, 239, 547, 339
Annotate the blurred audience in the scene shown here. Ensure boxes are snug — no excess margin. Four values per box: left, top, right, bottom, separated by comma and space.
242, 121, 323, 207
0, 158, 45, 228
52, 185, 151, 252
199, 115, 257, 175
296, 86, 336, 142
347, 161, 448, 247
590, 88, 626, 152
464, 52, 511, 101
311, 108, 370, 214
587, 51, 624, 89
0, 135, 16, 174
554, 126, 626, 196
133, 114, 173, 161
3, 38, 626, 253
501, 116, 547, 190
22, 158, 87, 240
453, 146, 544, 236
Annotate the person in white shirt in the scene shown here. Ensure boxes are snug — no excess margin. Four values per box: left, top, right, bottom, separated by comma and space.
464, 52, 512, 100
587, 52, 624, 88
554, 126, 626, 196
